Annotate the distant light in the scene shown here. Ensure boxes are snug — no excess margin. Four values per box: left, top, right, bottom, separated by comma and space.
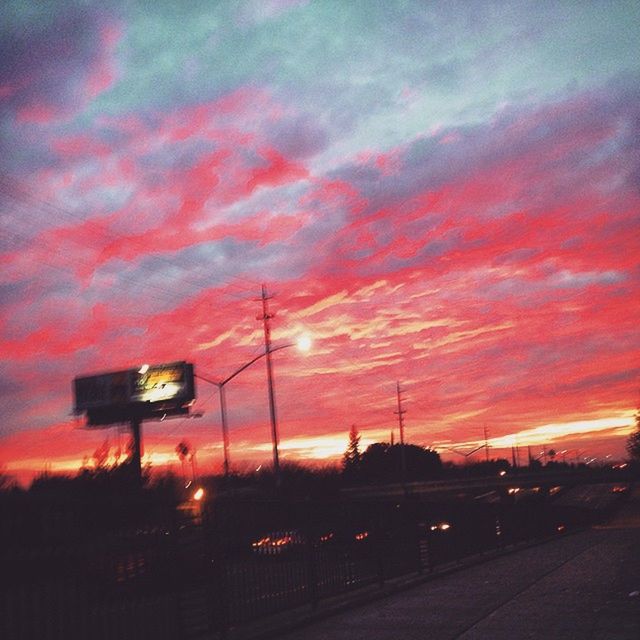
499, 470, 507, 477
296, 335, 312, 352
139, 364, 149, 374
193, 487, 204, 501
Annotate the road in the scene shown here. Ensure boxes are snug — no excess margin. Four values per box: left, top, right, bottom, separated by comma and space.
276, 489, 640, 640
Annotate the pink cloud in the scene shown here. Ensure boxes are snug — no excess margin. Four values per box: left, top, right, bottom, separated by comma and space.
85, 24, 121, 100
15, 104, 59, 125
52, 134, 113, 159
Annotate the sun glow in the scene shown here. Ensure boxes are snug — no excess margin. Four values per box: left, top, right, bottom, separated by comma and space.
296, 334, 312, 352
250, 431, 385, 460
488, 415, 634, 449
441, 414, 636, 454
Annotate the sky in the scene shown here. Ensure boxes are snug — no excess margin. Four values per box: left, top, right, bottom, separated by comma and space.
1, 0, 639, 484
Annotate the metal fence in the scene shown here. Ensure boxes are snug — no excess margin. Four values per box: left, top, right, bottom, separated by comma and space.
0, 487, 614, 640
206, 495, 572, 630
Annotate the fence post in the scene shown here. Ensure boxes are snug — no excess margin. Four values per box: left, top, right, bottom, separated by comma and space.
208, 502, 229, 639
495, 513, 503, 550
375, 517, 385, 587
417, 522, 429, 574
168, 510, 186, 640
305, 526, 319, 610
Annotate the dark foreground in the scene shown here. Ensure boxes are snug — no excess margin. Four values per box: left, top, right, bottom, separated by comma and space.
277, 491, 640, 640
1, 478, 636, 639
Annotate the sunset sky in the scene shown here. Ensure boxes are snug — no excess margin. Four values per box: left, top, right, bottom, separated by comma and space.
1, 1, 639, 484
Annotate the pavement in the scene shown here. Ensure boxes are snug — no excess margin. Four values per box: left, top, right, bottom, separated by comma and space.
272, 489, 640, 640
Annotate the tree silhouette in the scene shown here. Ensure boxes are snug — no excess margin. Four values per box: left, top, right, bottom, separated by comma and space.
626, 408, 640, 463
342, 424, 361, 477
360, 442, 442, 482
92, 439, 110, 471
176, 440, 193, 483
0, 467, 15, 492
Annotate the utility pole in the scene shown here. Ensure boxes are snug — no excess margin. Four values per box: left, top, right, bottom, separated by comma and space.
219, 384, 230, 477
258, 284, 281, 486
394, 381, 407, 492
483, 424, 490, 462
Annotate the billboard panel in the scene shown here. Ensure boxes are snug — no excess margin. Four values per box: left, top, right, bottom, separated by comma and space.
74, 370, 131, 410
74, 361, 195, 426
131, 362, 193, 404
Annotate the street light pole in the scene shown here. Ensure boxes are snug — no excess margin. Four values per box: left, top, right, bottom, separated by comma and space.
196, 343, 295, 479
219, 384, 230, 477
195, 372, 231, 476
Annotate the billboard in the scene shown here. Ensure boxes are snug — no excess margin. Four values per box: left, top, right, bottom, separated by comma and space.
74, 361, 195, 426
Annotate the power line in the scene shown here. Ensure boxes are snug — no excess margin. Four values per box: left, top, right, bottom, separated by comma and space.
0, 174, 261, 303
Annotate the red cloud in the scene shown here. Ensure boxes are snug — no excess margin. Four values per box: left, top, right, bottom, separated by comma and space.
247, 148, 308, 193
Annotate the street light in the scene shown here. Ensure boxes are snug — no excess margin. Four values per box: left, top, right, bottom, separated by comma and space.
196, 338, 310, 480
444, 444, 486, 462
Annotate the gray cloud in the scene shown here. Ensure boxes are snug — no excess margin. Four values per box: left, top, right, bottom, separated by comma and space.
0, 3, 111, 114
267, 115, 329, 159
331, 78, 640, 219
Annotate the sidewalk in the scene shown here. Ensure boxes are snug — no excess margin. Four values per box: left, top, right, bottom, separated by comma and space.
274, 490, 640, 640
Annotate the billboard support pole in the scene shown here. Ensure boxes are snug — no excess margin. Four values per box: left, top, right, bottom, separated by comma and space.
131, 417, 142, 485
